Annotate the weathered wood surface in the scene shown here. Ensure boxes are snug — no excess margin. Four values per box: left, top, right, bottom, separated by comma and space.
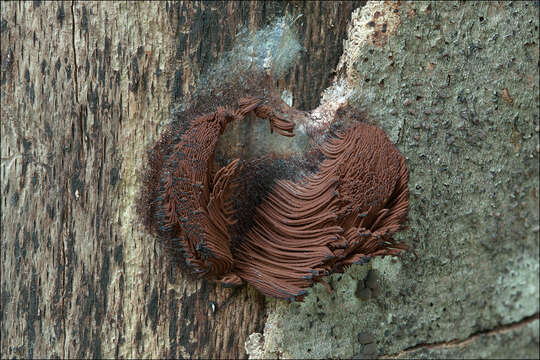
0, 1, 363, 358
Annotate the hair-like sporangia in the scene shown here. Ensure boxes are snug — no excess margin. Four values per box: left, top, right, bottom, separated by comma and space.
137, 71, 300, 280
138, 69, 409, 300
230, 121, 409, 299
157, 97, 294, 283
136, 12, 411, 300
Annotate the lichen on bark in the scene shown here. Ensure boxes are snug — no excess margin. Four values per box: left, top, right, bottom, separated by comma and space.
249, 1, 539, 358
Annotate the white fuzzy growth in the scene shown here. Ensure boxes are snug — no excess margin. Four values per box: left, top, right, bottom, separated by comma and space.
183, 15, 303, 109
234, 14, 303, 78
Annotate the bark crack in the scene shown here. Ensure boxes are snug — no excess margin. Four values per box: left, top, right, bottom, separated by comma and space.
382, 312, 540, 358
71, 1, 79, 104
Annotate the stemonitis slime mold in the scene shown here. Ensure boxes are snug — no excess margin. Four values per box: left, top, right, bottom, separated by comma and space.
137, 72, 409, 301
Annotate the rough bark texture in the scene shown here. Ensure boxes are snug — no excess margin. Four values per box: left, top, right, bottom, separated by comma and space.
3, 1, 539, 359
250, 1, 540, 359
0, 1, 362, 359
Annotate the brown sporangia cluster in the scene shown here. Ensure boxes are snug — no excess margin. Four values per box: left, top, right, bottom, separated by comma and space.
138, 72, 409, 300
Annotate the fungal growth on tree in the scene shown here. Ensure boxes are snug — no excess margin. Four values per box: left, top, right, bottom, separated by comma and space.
137, 18, 409, 300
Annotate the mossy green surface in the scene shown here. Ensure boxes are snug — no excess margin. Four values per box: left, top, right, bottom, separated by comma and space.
262, 2, 539, 358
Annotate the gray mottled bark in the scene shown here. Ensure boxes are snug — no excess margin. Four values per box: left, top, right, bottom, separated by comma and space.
252, 1, 539, 359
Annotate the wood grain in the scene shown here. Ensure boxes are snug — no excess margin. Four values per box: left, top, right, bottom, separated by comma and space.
1, 1, 363, 358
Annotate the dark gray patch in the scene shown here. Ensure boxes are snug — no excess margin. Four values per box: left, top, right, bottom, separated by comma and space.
23, 270, 39, 358
56, 4, 65, 25
100, 247, 111, 315
44, 121, 53, 139
114, 334, 122, 359
227, 330, 236, 352
135, 320, 143, 347
104, 36, 112, 62
114, 243, 123, 265
109, 167, 120, 185
1, 47, 13, 86
178, 288, 203, 353
11, 191, 19, 207
81, 5, 88, 31
91, 334, 102, 359
88, 84, 98, 114
80, 277, 96, 328
176, 32, 187, 58
172, 68, 183, 101
28, 83, 35, 104
98, 64, 105, 84
46, 203, 55, 220
167, 262, 176, 284
92, 214, 98, 234
16, 283, 28, 353
197, 282, 212, 348
1, 18, 8, 33
70, 172, 84, 197
79, 326, 89, 358
65, 64, 71, 80
1, 283, 9, 324
365, 270, 377, 289
101, 96, 112, 111
356, 286, 371, 301
40, 60, 47, 75
358, 332, 375, 344
142, 70, 148, 92
32, 228, 39, 251
52, 244, 63, 306
64, 234, 75, 301
129, 56, 139, 93
31, 172, 38, 186
168, 289, 178, 358
148, 287, 159, 331
118, 273, 124, 291
363, 342, 376, 355
14, 224, 22, 273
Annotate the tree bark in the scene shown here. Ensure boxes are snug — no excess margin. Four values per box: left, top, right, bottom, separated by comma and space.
1, 1, 363, 358
246, 1, 540, 359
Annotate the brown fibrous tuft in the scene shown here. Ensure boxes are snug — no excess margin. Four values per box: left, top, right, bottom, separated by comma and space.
137, 72, 409, 300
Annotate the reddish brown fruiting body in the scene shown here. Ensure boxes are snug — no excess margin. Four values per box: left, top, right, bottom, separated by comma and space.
138, 75, 409, 300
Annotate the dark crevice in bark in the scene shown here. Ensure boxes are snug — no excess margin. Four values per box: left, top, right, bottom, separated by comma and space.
71, 1, 79, 104
384, 312, 540, 358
